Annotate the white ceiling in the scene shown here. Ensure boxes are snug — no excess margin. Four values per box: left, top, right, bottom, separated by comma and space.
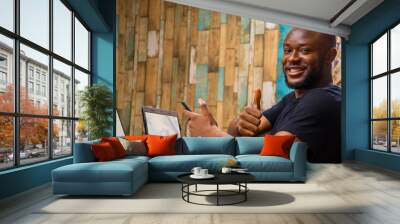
167, 0, 384, 38
226, 0, 352, 23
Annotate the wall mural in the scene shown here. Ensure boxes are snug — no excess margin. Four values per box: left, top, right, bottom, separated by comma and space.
116, 0, 341, 135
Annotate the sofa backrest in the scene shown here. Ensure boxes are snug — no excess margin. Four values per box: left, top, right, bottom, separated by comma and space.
179, 137, 236, 155
73, 139, 100, 163
235, 137, 263, 155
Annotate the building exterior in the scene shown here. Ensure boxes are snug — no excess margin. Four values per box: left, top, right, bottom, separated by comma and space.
0, 41, 77, 154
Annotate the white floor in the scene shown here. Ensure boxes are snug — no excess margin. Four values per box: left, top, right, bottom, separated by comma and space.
1, 162, 400, 224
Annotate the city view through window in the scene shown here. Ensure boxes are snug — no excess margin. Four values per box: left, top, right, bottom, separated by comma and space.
0, 0, 90, 170
371, 23, 400, 153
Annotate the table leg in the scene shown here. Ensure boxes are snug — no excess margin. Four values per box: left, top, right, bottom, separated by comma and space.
217, 184, 219, 206
195, 184, 198, 192
181, 184, 183, 199
245, 183, 247, 201
188, 184, 190, 202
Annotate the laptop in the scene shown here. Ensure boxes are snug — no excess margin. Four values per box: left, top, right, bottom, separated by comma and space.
141, 106, 181, 137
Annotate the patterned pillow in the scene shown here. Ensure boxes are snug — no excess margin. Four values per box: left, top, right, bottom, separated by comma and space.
118, 137, 147, 156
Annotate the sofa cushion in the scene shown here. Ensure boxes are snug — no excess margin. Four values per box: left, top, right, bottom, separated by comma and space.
115, 155, 150, 164
236, 155, 293, 172
260, 135, 296, 159
91, 142, 118, 161
118, 138, 147, 156
53, 158, 147, 183
148, 154, 235, 172
180, 137, 235, 155
147, 134, 177, 157
236, 137, 263, 155
101, 137, 127, 158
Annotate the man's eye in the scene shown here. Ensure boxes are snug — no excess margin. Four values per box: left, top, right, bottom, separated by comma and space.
301, 48, 311, 53
284, 49, 291, 54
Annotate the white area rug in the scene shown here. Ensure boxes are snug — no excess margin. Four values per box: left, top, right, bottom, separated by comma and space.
38, 183, 361, 214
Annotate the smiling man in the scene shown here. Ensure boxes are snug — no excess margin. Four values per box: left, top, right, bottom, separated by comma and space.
184, 28, 341, 163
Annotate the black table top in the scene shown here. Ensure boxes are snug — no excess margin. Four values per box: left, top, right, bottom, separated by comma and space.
177, 172, 255, 185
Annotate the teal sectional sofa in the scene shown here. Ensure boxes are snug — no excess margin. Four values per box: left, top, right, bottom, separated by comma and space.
52, 137, 307, 196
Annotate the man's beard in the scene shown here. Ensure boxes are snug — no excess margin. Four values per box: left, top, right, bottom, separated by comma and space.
284, 68, 320, 90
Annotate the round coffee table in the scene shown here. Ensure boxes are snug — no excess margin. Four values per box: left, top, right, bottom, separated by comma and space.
177, 173, 255, 206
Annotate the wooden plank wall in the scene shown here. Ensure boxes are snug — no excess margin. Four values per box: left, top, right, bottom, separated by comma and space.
116, 0, 342, 135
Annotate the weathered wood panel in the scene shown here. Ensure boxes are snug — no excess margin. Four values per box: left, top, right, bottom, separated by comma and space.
224, 49, 235, 86
148, 0, 161, 30
144, 58, 158, 106
208, 28, 220, 72
196, 31, 209, 64
207, 72, 218, 106
254, 35, 264, 67
263, 27, 279, 81
194, 64, 209, 109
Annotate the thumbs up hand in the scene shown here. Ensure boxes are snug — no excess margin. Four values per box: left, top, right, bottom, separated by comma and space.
237, 89, 262, 136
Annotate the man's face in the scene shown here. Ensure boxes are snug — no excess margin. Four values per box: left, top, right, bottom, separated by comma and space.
282, 29, 328, 89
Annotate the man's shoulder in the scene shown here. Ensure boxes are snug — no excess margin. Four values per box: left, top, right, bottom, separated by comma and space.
303, 85, 341, 103
296, 85, 341, 114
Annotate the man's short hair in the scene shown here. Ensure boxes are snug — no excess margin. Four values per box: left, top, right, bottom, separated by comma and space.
289, 28, 337, 49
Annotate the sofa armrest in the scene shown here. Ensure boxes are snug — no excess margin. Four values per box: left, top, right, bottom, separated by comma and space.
289, 142, 307, 181
73, 140, 100, 163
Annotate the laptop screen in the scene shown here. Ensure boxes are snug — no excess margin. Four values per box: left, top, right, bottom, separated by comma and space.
142, 107, 181, 137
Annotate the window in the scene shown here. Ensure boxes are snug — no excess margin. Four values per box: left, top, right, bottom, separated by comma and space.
53, 119, 72, 158
28, 67, 34, 80
0, 116, 13, 170
75, 18, 90, 70
0, 0, 14, 32
74, 69, 89, 118
53, 59, 72, 117
35, 70, 41, 81
42, 85, 46, 97
53, 0, 72, 60
0, 0, 91, 170
370, 23, 400, 154
0, 35, 13, 109
0, 54, 7, 88
36, 83, 40, 95
20, 0, 49, 49
0, 71, 6, 85
0, 55, 7, 67
28, 81, 34, 94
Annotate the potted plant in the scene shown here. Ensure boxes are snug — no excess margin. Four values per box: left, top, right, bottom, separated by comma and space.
79, 84, 113, 140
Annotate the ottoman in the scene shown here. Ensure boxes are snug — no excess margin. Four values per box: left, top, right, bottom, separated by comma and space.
52, 157, 148, 196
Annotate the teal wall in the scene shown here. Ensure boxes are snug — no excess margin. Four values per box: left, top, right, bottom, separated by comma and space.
0, 158, 72, 199
91, 0, 116, 135
344, 0, 400, 170
0, 0, 116, 200
92, 32, 114, 135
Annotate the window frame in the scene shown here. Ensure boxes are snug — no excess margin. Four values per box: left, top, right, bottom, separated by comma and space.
370, 21, 400, 154
0, 0, 92, 171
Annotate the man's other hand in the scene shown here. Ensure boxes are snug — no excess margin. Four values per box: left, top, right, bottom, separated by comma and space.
183, 98, 225, 137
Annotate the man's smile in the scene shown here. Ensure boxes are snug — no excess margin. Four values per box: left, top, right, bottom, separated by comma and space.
285, 66, 307, 77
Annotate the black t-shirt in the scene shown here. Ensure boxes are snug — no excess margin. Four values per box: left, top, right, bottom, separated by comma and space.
262, 85, 341, 163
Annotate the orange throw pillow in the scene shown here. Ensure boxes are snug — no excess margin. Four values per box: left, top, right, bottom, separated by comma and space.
146, 134, 177, 157
91, 142, 118, 161
125, 135, 148, 141
101, 137, 127, 158
260, 134, 296, 159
